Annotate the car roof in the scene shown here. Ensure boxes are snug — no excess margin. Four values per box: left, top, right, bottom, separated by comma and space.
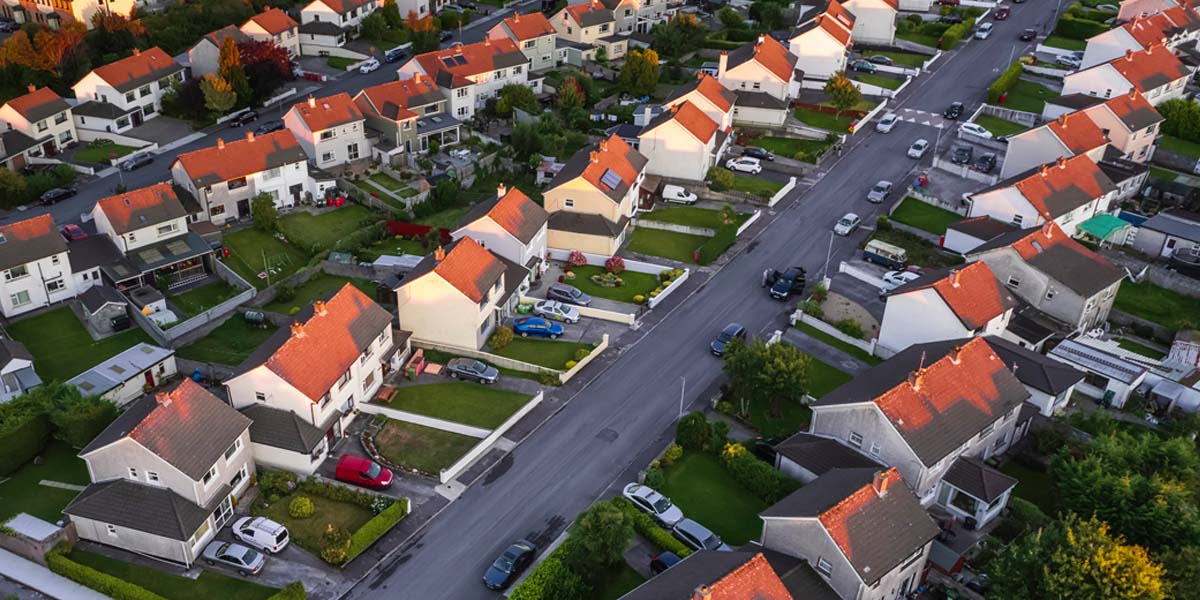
675, 518, 712, 536
338, 454, 371, 468
722, 322, 744, 334
843, 212, 859, 219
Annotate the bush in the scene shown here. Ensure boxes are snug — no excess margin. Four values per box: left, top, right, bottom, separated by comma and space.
1159, 98, 1200, 143
708, 420, 731, 455
47, 396, 117, 449
633, 294, 646, 304
605, 256, 625, 274
798, 299, 823, 319
289, 496, 315, 519
987, 61, 1025, 103
47, 549, 168, 600
612, 497, 692, 557
320, 525, 352, 565
834, 319, 865, 339
876, 215, 893, 231
509, 544, 590, 600
567, 250, 588, 267
0, 410, 51, 477
706, 167, 735, 191
696, 224, 737, 265
675, 412, 709, 451
662, 443, 684, 465
565, 360, 578, 369
1053, 13, 1108, 39
994, 497, 1050, 542
490, 326, 514, 350
643, 465, 665, 488
573, 348, 590, 362
259, 470, 298, 500
346, 499, 409, 562
720, 443, 799, 503
940, 17, 975, 49
267, 582, 307, 600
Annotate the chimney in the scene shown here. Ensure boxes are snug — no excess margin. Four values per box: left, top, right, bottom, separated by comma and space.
308, 95, 317, 108
718, 51, 728, 75
26, 84, 36, 93
1058, 113, 1067, 128
1125, 49, 1135, 61
757, 34, 765, 45
949, 345, 963, 365
949, 268, 960, 288
434, 245, 446, 261
697, 71, 704, 80
599, 138, 609, 152
692, 585, 713, 600
1057, 155, 1067, 169
1040, 164, 1049, 176
1129, 87, 1138, 100
513, 11, 520, 21
873, 470, 893, 496
313, 299, 327, 316
497, 183, 507, 198
670, 103, 679, 113
216, 137, 225, 149
290, 322, 306, 338
133, 48, 140, 56
589, 150, 599, 163
643, 105, 652, 122
907, 369, 923, 391
414, 72, 422, 84
484, 35, 491, 46
246, 130, 255, 142
155, 391, 172, 407
1042, 220, 1055, 237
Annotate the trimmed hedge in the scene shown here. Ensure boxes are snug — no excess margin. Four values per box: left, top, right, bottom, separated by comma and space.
1053, 14, 1107, 39
613, 497, 693, 558
987, 61, 1025, 103
720, 443, 801, 504
508, 544, 588, 600
0, 383, 119, 475
267, 582, 307, 600
47, 551, 168, 600
346, 498, 410, 562
940, 17, 976, 50
701, 38, 743, 50
696, 224, 737, 265
0, 412, 51, 476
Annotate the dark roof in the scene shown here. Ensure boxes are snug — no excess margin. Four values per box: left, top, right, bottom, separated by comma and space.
547, 211, 628, 237
606, 123, 643, 141
4, 87, 71, 124
946, 216, 1016, 241
79, 285, 126, 314
1098, 153, 1150, 184
972, 157, 1116, 220
942, 456, 1017, 503
67, 234, 129, 273
71, 100, 136, 120
0, 130, 39, 158
733, 90, 789, 110
64, 479, 211, 541
620, 551, 799, 599
240, 404, 325, 453
887, 262, 1018, 330
968, 225, 1125, 296
914, 336, 1083, 395
1140, 209, 1200, 242
1006, 305, 1059, 345
1047, 93, 1107, 111
494, 251, 529, 306
0, 338, 33, 365
0, 214, 67, 272
774, 432, 880, 476
759, 550, 842, 600
298, 20, 348, 36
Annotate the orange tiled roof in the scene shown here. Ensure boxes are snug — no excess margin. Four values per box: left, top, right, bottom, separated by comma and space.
583, 134, 644, 194
500, 10, 555, 40
413, 37, 527, 85
1123, 12, 1175, 46
432, 237, 506, 302
563, 0, 613, 25
706, 553, 793, 600
825, 0, 856, 30
1045, 111, 1108, 154
665, 100, 719, 143
732, 35, 797, 83
1013, 154, 1113, 219
1108, 43, 1190, 92
3, 86, 67, 121
693, 73, 735, 112
288, 93, 363, 132
246, 7, 298, 35
90, 47, 182, 93
926, 262, 1016, 330
0, 214, 67, 271
311, 0, 373, 15
354, 76, 441, 121
1097, 89, 1162, 131
95, 182, 185, 234
819, 468, 903, 565
175, 130, 308, 187
484, 185, 549, 244
817, 14, 852, 45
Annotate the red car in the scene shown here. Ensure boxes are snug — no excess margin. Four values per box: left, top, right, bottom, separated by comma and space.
334, 455, 393, 490
995, 6, 1010, 19
60, 224, 88, 241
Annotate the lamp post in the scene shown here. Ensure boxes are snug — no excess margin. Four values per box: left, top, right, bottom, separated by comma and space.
679, 376, 685, 417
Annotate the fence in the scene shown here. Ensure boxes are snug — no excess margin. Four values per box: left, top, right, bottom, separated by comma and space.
851, 100, 890, 136
522, 295, 637, 324
737, 209, 763, 235
358, 402, 491, 438
1022, 64, 1071, 79
133, 262, 256, 345
413, 340, 559, 375
546, 249, 667, 276
906, 186, 967, 214
979, 103, 1042, 127
437, 390, 545, 483
1105, 251, 1200, 300
634, 219, 714, 237
922, 50, 944, 72
932, 156, 1000, 185
25, 156, 95, 176
876, 64, 920, 77
1035, 43, 1076, 57
768, 177, 797, 207
792, 311, 878, 355
837, 259, 886, 288
75, 128, 155, 150
558, 333, 609, 383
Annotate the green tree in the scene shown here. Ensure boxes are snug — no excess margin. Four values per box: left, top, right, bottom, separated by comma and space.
751, 1, 785, 30
0, 168, 28, 208
618, 48, 660, 96
557, 76, 585, 111
200, 74, 237, 114
510, 121, 542, 160
496, 83, 539, 116
1158, 546, 1200, 600
651, 13, 707, 59
824, 71, 861, 119
1159, 98, 1200, 143
361, 13, 388, 41
722, 338, 811, 419
675, 412, 709, 451
251, 192, 278, 232
594, 45, 607, 64
382, 0, 402, 27
563, 500, 634, 579
412, 28, 439, 53
718, 6, 745, 28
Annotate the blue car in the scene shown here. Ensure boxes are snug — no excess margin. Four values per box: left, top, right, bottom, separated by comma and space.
513, 317, 564, 339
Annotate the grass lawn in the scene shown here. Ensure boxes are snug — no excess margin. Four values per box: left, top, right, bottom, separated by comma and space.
793, 108, 855, 133
7, 307, 152, 381
70, 551, 278, 600
368, 172, 410, 192
862, 50, 928, 68
1118, 338, 1166, 360
565, 265, 660, 304
1002, 80, 1058, 114
264, 273, 377, 314
74, 143, 138, 163
856, 73, 903, 90
169, 280, 242, 318
0, 441, 90, 523
895, 31, 940, 48
807, 357, 854, 397
870, 229, 964, 269
379, 382, 530, 429
492, 338, 592, 370
974, 114, 1027, 138
175, 317, 279, 365
752, 136, 834, 162
999, 461, 1056, 515
1043, 35, 1087, 51
222, 227, 308, 289
730, 176, 784, 198
415, 205, 473, 230
358, 236, 428, 262
279, 204, 374, 251
660, 452, 768, 545
1114, 282, 1200, 332
640, 207, 748, 229
627, 227, 708, 263
327, 56, 356, 70
742, 355, 849, 438
374, 419, 478, 473
591, 564, 646, 600
794, 322, 882, 365
889, 197, 963, 236
419, 348, 549, 385
1160, 134, 1200, 159
1150, 166, 1182, 181
260, 492, 374, 556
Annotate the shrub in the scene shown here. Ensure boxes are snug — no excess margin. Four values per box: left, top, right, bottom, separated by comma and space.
1054, 13, 1108, 39
540, 372, 561, 386
565, 360, 578, 369
708, 420, 731, 455
274, 285, 296, 304
320, 525, 352, 565
508, 544, 590, 600
612, 498, 692, 557
675, 412, 710, 451
720, 443, 799, 503
662, 443, 684, 465
876, 215, 893, 231
47, 549, 168, 600
987, 61, 1025, 103
798, 299, 823, 319
940, 17, 975, 50
834, 319, 865, 339
0, 410, 51, 477
1159, 98, 1200, 143
633, 294, 646, 304
716, 401, 735, 415
706, 167, 735, 191
267, 582, 307, 600
289, 496, 315, 519
490, 326, 515, 350
259, 470, 298, 499
643, 466, 665, 488
568, 250, 588, 267
289, 306, 301, 315
346, 499, 409, 562
605, 256, 625, 274
573, 348, 590, 362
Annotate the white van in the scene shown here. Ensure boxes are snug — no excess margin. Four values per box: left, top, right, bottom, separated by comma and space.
662, 184, 698, 204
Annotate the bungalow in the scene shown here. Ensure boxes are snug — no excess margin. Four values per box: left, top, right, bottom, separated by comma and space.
637, 101, 731, 182
967, 154, 1117, 238
172, 130, 311, 224
488, 11, 558, 72
69, 380, 254, 566
1043, 90, 1163, 164
842, 0, 897, 45
283, 93, 369, 169
241, 7, 301, 58
999, 112, 1109, 179
877, 262, 1018, 356
188, 25, 251, 78
398, 37, 535, 120
452, 184, 549, 271
1048, 337, 1149, 408
551, 0, 628, 64
0, 214, 76, 318
1062, 44, 1192, 106
353, 75, 462, 164
67, 343, 177, 407
661, 73, 736, 130
543, 134, 647, 256
1081, 6, 1200, 69
71, 47, 185, 128
620, 550, 838, 599
718, 36, 801, 126
1131, 208, 1200, 258
0, 338, 39, 403
787, 2, 854, 81
0, 85, 77, 157
298, 0, 377, 55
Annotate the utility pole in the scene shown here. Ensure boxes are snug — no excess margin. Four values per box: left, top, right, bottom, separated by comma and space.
679, 376, 686, 417
822, 230, 835, 280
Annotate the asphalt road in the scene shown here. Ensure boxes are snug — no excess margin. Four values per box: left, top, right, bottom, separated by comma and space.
343, 3, 1066, 599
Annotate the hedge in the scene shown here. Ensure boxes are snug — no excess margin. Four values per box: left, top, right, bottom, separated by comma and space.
720, 444, 801, 504
987, 60, 1025, 103
940, 17, 976, 50
1053, 14, 1108, 40
0, 412, 51, 476
508, 544, 589, 600
612, 497, 693, 558
345, 498, 410, 563
47, 551, 168, 600
267, 582, 307, 600
701, 38, 742, 50
0, 383, 118, 475
1159, 98, 1200, 143
696, 224, 737, 265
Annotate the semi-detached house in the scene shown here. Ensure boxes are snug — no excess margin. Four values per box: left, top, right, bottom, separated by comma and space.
999, 111, 1109, 179
842, 0, 897, 45
452, 184, 550, 273
299, 0, 377, 55
968, 154, 1117, 238
241, 8, 301, 58
637, 100, 731, 182
284, 93, 369, 169
718, 36, 801, 127
543, 134, 647, 256
787, 1, 854, 81
1062, 43, 1192, 106
172, 130, 312, 224
662, 73, 736, 130
1081, 6, 1200, 68
580, 0, 668, 35
488, 11, 558, 72
398, 37, 534, 120
1043, 90, 1163, 164
551, 0, 628, 64
68, 380, 254, 567
71, 47, 185, 130
0, 214, 76, 318
0, 85, 77, 157
353, 74, 462, 164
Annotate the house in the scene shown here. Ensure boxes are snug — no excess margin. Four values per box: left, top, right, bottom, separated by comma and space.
283, 94, 368, 169
977, 336, 1084, 416
188, 25, 251, 78
637, 101, 731, 182
999, 112, 1109, 179
451, 184, 549, 271
1062, 44, 1191, 106
942, 216, 1016, 255
0, 0, 135, 32
590, 0, 669, 36
1081, 6, 1200, 69
967, 154, 1117, 237
68, 380, 254, 566
67, 343, 177, 407
395, 238, 528, 348
241, 8, 301, 58
760, 468, 939, 600
661, 73, 736, 130
787, 2, 854, 81
543, 134, 648, 256
398, 37, 534, 121
353, 75, 462, 165
298, 0, 377, 54
0, 338, 40, 403
0, 214, 76, 318
967, 222, 1126, 334
0, 129, 42, 171
0, 85, 77, 157
877, 262, 1018, 356
551, 0, 629, 64
71, 48, 186, 127
620, 550, 840, 599
488, 11, 558, 72
717, 36, 801, 126
172, 130, 312, 224
1048, 337, 1149, 408
225, 284, 401, 472
1043, 90, 1163, 164
842, 0, 897, 45
1131, 208, 1200, 257
1119, 0, 1181, 21
808, 337, 1030, 506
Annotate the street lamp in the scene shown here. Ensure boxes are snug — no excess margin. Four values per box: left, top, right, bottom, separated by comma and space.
679, 376, 686, 417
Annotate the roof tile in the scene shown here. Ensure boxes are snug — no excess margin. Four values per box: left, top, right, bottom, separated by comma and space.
894, 261, 1017, 330
430, 237, 506, 302
705, 553, 793, 599
127, 379, 252, 479
1107, 43, 1191, 92
413, 37, 528, 84
288, 93, 364, 132
354, 76, 442, 121
1012, 154, 1115, 219
1045, 111, 1108, 154
89, 47, 182, 93
479, 185, 549, 243
2, 86, 70, 123
498, 10, 556, 40
245, 7, 298, 35
0, 214, 67, 271
95, 182, 187, 235
175, 130, 307, 187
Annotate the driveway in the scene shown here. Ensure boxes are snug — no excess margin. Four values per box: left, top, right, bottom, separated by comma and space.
314, 414, 443, 506
208, 526, 345, 600
127, 116, 195, 146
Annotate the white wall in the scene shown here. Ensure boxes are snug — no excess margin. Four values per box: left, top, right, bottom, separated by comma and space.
1000, 129, 1070, 179
638, 120, 713, 182
877, 289, 974, 354
841, 0, 895, 44
720, 58, 790, 101
1082, 28, 1139, 69
249, 440, 328, 476
0, 251, 76, 318
395, 273, 498, 349
789, 30, 846, 80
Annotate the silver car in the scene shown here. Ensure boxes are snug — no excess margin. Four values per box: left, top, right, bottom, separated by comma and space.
532, 300, 581, 323
834, 213, 861, 236
907, 139, 929, 159
445, 358, 499, 384
202, 541, 266, 575
866, 181, 893, 203
622, 483, 684, 526
672, 518, 731, 552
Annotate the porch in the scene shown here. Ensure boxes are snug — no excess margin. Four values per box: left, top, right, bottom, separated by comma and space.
416, 114, 462, 151
115, 232, 216, 291
933, 456, 1017, 531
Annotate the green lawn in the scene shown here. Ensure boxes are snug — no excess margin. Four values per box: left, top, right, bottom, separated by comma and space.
1002, 80, 1058, 114
1000, 461, 1056, 515
862, 50, 928, 68
175, 316, 279, 365
889, 197, 963, 236
379, 382, 530, 429
259, 492, 374, 556
974, 114, 1027, 138
793, 322, 882, 365
807, 357, 853, 397
264, 273, 377, 314
659, 452, 768, 545
793, 108, 855, 133
627, 227, 708, 263
327, 56, 356, 70
1160, 134, 1200, 159
279, 204, 374, 251
870, 229, 964, 269
7, 307, 153, 381
640, 207, 748, 229
493, 338, 592, 370
751, 136, 834, 162
1115, 282, 1200, 332
1150, 166, 1182, 181
742, 355, 850, 438
74, 143, 138, 164
374, 419, 478, 473
730, 176, 784, 198
591, 564, 646, 600
856, 73, 903, 90
69, 550, 278, 600
169, 280, 242, 318
415, 205, 473, 229
222, 227, 308, 289
895, 31, 940, 48
419, 348, 549, 385
1118, 338, 1166, 360
565, 265, 660, 304
1043, 35, 1087, 51
358, 236, 428, 261
0, 441, 90, 523
368, 172, 410, 192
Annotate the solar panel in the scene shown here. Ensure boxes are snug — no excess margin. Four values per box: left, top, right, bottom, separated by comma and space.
442, 57, 456, 67
599, 168, 622, 190
139, 248, 164, 263
454, 55, 468, 65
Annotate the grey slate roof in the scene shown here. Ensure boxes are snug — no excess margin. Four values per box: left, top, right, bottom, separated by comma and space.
968, 227, 1126, 297
0, 216, 68, 272
774, 432, 881, 476
733, 90, 789, 110
946, 216, 1016, 241
71, 100, 136, 120
241, 404, 325, 453
1047, 93, 1107, 112
494, 251, 529, 306
1140, 209, 1200, 243
547, 211, 628, 237
299, 20, 348, 36
65, 479, 211, 541
942, 456, 1016, 503
0, 338, 33, 366
79, 285, 127, 314
759, 550, 842, 600
0, 130, 39, 160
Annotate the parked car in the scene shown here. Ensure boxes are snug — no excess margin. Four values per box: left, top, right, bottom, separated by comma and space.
334, 455, 393, 490
39, 187, 76, 205
650, 551, 682, 574
202, 542, 266, 576
867, 54, 893, 66
994, 6, 1010, 19
232, 517, 290, 554
974, 22, 993, 39
228, 109, 258, 127
973, 153, 998, 173
445, 358, 499, 384
1056, 54, 1082, 69
960, 122, 993, 139
939, 14, 964, 23
866, 180, 893, 203
662, 184, 698, 204
943, 102, 964, 120
834, 213, 861, 236
547, 283, 592, 307
359, 57, 381, 73
512, 316, 564, 339
710, 322, 746, 356
0, 20, 19, 32
879, 269, 921, 296
120, 153, 154, 171
951, 145, 974, 165
440, 30, 453, 42
482, 541, 536, 590
1019, 28, 1037, 41
875, 112, 899, 133
622, 483, 684, 526
741, 146, 774, 161
764, 267, 806, 300
849, 58, 877, 73
725, 156, 762, 174
385, 43, 412, 62
532, 300, 580, 323
60, 224, 87, 241
908, 139, 929, 159
672, 518, 731, 552
252, 119, 285, 135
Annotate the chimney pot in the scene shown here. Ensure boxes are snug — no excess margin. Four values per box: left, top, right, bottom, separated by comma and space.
313, 299, 327, 316
589, 150, 599, 163
133, 48, 140, 56
949, 269, 960, 287
26, 84, 36, 93
1040, 164, 1049, 176
692, 585, 713, 600
290, 321, 306, 338
757, 34, 765, 45
950, 345, 963, 364
217, 137, 225, 149
247, 130, 255, 142
1057, 156, 1067, 168
497, 183, 507, 198
434, 245, 446, 261
514, 11, 520, 20
873, 470, 893, 495
599, 138, 609, 152
1125, 49, 1135, 60
155, 392, 172, 406
1042, 221, 1054, 237
907, 369, 922, 390
414, 72, 422, 84
308, 95, 316, 108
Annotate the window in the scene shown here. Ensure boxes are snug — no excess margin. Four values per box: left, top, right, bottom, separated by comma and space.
991, 432, 1009, 453
322, 152, 335, 163
54, 112, 67, 125
524, 40, 535, 48
265, 167, 281, 180
403, 120, 412, 130
869, 442, 881, 457
348, 142, 360, 160
36, 120, 48, 132
224, 438, 242, 461
816, 557, 833, 577
229, 465, 247, 489
362, 371, 375, 390
514, 65, 523, 75
58, 131, 73, 144
10, 291, 30, 308
46, 278, 65, 293
496, 69, 507, 78
456, 88, 468, 98
600, 23, 610, 32
337, 369, 352, 389
147, 471, 160, 484
1006, 276, 1020, 288
377, 330, 388, 346
106, 524, 118, 537
202, 465, 217, 486
50, 255, 60, 265
980, 422, 994, 437
157, 223, 178, 236
139, 85, 151, 97
125, 92, 135, 103
211, 205, 227, 217
128, 467, 139, 479
1010, 214, 1024, 226
5, 265, 28, 281
320, 130, 335, 140
624, 7, 631, 14
320, 393, 332, 408
848, 431, 863, 448
457, 107, 469, 117
753, 82, 761, 90
564, 199, 575, 208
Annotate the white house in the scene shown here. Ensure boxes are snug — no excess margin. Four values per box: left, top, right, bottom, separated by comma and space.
0, 0, 136, 33
1119, 0, 1181, 20
172, 130, 312, 224
241, 7, 301, 58
71, 47, 185, 127
68, 343, 177, 406
488, 11, 558, 72
1062, 44, 1192, 106
283, 93, 369, 169
451, 184, 550, 270
717, 35, 801, 102
1043, 90, 1164, 164
1131, 208, 1200, 258
0, 338, 40, 403
637, 101, 730, 182
661, 73, 736, 130
298, 0, 378, 55
0, 214, 76, 318
225, 284, 400, 473
968, 154, 1117, 237
0, 85, 77, 157
551, 0, 628, 64
1000, 111, 1110, 179
1081, 6, 1200, 69
543, 134, 648, 256
187, 25, 251, 78
398, 37, 535, 120
68, 380, 254, 566
787, 3, 854, 81
983, 336, 1084, 416
842, 0, 897, 45
877, 262, 1018, 356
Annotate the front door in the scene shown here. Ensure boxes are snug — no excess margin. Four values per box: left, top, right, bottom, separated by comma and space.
132, 110, 143, 127
237, 199, 251, 218
290, 184, 303, 203
144, 370, 155, 388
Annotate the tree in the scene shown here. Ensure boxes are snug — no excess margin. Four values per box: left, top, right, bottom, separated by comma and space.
411, 28, 440, 53
557, 76, 585, 111
751, 1, 785, 30
382, 0, 402, 27
405, 10, 436, 31
251, 192, 278, 232
987, 515, 1168, 600
594, 45, 607, 64
1159, 98, 1200, 143
824, 72, 861, 119
510, 121, 542, 160
200, 74, 237, 114
496, 83, 539, 116
0, 168, 28, 209
722, 338, 811, 419
218, 36, 251, 106
1158, 546, 1200, 600
563, 500, 634, 579
718, 6, 745, 28
360, 13, 388, 41
618, 49, 660, 96
651, 13, 707, 59
240, 39, 293, 103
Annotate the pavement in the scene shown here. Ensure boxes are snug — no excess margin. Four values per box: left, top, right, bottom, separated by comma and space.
0, 548, 107, 600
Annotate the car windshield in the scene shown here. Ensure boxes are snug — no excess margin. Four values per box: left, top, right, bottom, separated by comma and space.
652, 496, 673, 513
872, 185, 886, 193
365, 462, 382, 479
838, 217, 853, 226
494, 550, 518, 572
568, 288, 582, 298
471, 360, 487, 372
241, 548, 260, 564
702, 534, 723, 550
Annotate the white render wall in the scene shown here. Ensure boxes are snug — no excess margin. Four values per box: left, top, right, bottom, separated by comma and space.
0, 252, 76, 318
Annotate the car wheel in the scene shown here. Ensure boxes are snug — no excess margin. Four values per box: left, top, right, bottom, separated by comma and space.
521, 331, 529, 337
450, 371, 458, 378
238, 570, 248, 576
550, 334, 559, 339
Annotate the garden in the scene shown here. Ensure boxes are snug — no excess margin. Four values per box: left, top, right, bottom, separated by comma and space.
792, 107, 856, 133
0, 162, 77, 210
1114, 281, 1200, 333
998, 79, 1059, 114
746, 136, 836, 163
974, 114, 1027, 138
374, 382, 531, 430
169, 279, 243, 319
0, 440, 90, 523
174, 316, 279, 366
628, 228, 710, 263
419, 348, 550, 385
73, 140, 138, 164
869, 225, 965, 269
6, 307, 152, 381
639, 206, 750, 230
658, 451, 768, 545
1157, 99, 1200, 159
372, 418, 479, 474
356, 235, 429, 262
889, 197, 964, 236
629, 203, 747, 265
65, 550, 281, 600
263, 274, 378, 315
561, 265, 662, 304
491, 336, 595, 371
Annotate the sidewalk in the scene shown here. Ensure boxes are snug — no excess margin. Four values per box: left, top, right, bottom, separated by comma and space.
0, 549, 109, 600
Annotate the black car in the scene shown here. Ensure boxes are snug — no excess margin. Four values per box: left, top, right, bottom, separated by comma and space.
440, 30, 453, 42
483, 541, 536, 590
867, 55, 894, 66
972, 153, 997, 173
943, 102, 964, 120
710, 323, 746, 356
0, 20, 19, 32
229, 110, 259, 127
764, 266, 806, 300
39, 187, 77, 205
120, 153, 154, 171
1019, 28, 1037, 41
742, 146, 774, 161
938, 14, 964, 23
951, 145, 974, 165
253, 119, 285, 135
849, 59, 877, 73
650, 552, 682, 574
